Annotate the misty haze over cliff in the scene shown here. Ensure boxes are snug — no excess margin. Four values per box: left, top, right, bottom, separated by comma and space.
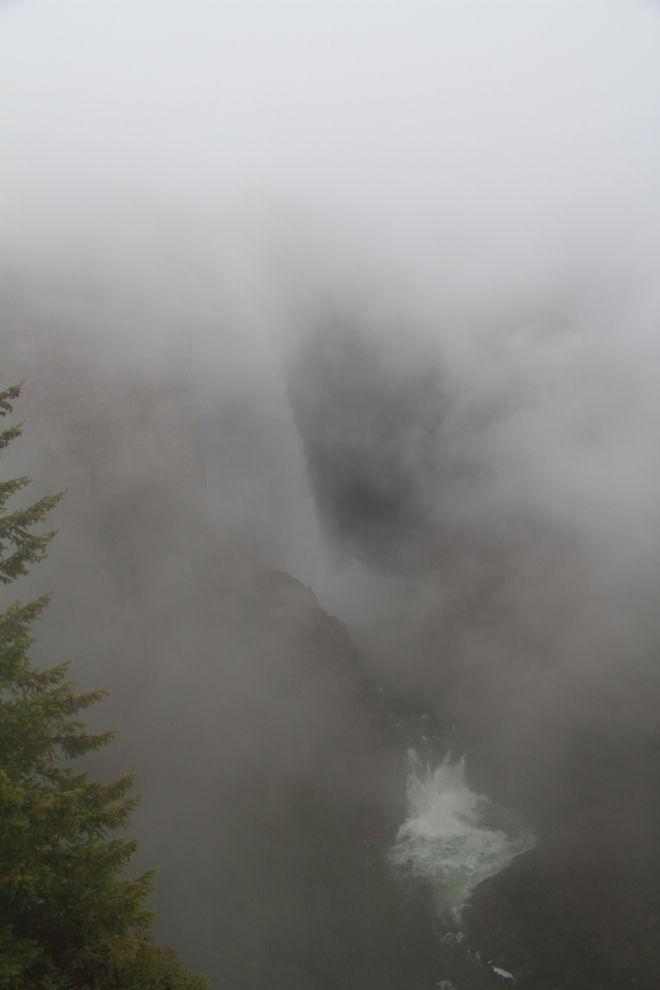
1, 2, 660, 986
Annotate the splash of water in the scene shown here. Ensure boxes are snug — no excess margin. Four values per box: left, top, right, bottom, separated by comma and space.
390, 751, 536, 915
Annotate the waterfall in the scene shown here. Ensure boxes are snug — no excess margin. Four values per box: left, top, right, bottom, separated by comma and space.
390, 751, 536, 916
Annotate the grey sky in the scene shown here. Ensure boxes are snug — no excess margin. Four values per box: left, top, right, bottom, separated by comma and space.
3, 1, 660, 294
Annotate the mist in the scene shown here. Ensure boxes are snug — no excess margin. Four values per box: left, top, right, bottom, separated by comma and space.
2, 2, 660, 987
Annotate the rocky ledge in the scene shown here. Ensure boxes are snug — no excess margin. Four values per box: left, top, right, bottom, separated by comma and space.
466, 830, 660, 990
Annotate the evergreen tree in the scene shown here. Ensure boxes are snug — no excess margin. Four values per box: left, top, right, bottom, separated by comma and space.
0, 383, 208, 989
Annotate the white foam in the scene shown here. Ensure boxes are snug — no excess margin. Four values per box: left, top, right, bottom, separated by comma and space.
390, 752, 536, 914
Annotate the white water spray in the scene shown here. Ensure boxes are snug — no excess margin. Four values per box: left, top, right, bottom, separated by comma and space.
391, 752, 536, 915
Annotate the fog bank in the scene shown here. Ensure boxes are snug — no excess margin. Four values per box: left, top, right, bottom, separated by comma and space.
2, 2, 660, 982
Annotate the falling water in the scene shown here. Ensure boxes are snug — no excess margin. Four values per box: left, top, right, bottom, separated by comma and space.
390, 751, 536, 916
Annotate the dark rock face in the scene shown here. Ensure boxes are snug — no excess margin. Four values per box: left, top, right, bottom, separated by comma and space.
467, 771, 660, 990
254, 566, 408, 830
286, 319, 454, 572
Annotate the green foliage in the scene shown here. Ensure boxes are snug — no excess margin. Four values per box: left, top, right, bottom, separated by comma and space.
0, 384, 209, 989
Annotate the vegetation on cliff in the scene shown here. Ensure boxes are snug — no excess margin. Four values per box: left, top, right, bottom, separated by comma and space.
0, 383, 208, 989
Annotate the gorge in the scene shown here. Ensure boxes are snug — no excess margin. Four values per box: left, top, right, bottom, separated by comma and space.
2, 3, 660, 987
